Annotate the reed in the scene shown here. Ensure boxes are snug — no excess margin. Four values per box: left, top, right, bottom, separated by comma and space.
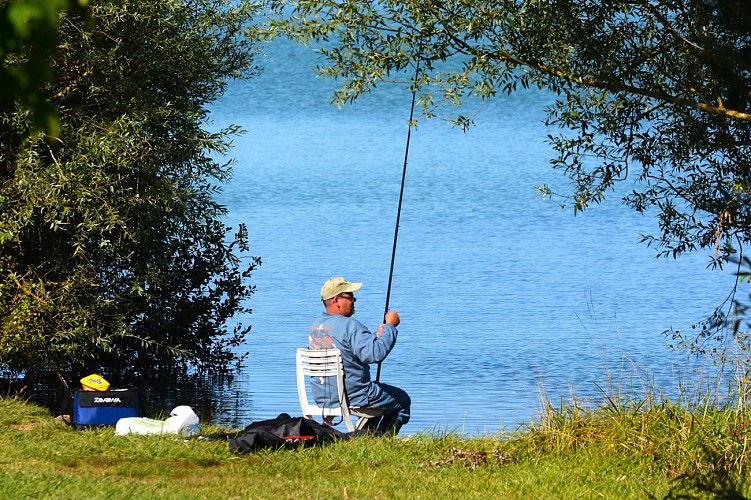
528, 351, 751, 497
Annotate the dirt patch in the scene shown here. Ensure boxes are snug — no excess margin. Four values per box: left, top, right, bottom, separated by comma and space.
9, 421, 39, 432
423, 447, 514, 470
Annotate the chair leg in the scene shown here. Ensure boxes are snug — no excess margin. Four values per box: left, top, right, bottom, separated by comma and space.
355, 415, 379, 431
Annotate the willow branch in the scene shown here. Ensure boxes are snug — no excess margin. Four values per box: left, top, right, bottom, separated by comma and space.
424, 2, 750, 122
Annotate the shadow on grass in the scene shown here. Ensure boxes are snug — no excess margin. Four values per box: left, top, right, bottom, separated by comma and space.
656, 429, 748, 500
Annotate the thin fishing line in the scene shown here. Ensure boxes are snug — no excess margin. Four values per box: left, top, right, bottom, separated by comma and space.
377, 53, 421, 383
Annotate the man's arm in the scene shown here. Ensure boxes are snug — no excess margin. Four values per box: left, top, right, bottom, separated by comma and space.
348, 311, 400, 364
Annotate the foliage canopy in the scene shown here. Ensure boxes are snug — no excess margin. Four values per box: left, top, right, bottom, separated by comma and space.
269, 0, 751, 260
269, 0, 751, 355
0, 0, 262, 381
0, 0, 90, 136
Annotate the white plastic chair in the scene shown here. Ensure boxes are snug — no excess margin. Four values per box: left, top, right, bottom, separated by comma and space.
296, 348, 383, 432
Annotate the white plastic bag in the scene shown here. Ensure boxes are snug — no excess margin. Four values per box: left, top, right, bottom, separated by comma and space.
164, 405, 201, 436
115, 405, 200, 437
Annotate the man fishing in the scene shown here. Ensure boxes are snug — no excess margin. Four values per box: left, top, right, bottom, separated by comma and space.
308, 276, 411, 435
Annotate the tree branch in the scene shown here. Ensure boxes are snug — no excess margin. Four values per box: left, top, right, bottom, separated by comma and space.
424, 1, 751, 121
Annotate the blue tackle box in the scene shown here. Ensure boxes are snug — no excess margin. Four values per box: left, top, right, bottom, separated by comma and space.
70, 388, 140, 429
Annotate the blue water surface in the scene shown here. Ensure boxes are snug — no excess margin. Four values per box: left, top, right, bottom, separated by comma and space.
206, 38, 736, 434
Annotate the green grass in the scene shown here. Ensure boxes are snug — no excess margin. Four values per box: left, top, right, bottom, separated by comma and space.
0, 395, 748, 498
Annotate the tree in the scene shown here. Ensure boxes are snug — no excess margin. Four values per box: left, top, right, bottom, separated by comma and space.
0, 0, 89, 137
0, 0, 262, 383
268, 0, 751, 355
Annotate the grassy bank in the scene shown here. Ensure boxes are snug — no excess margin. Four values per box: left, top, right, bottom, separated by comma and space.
0, 396, 748, 498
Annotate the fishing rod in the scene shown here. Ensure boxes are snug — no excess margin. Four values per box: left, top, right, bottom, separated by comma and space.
377, 54, 421, 383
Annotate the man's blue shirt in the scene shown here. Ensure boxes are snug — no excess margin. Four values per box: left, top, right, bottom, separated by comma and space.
308, 311, 397, 407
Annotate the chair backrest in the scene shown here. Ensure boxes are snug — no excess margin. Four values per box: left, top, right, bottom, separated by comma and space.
296, 348, 357, 431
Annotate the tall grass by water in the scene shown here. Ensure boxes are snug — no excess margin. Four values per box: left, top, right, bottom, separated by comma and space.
1, 376, 749, 499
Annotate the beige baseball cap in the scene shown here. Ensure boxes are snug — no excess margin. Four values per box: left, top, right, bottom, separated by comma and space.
321, 276, 362, 301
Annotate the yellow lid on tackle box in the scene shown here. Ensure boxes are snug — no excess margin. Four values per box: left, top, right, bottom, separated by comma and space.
80, 374, 110, 391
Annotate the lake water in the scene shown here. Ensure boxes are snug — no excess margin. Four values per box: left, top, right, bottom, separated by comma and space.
204, 38, 737, 434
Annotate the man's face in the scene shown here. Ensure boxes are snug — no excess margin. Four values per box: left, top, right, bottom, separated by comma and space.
335, 293, 356, 317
